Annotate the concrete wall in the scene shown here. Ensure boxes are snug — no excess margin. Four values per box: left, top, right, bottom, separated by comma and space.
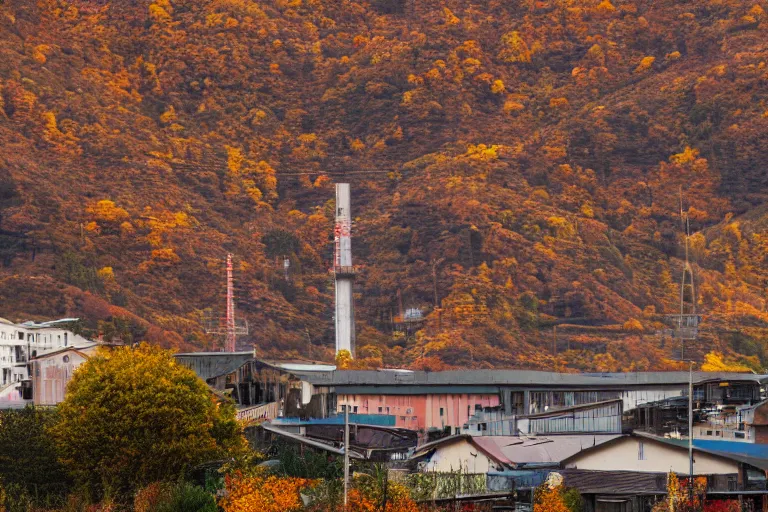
32, 350, 89, 405
565, 436, 740, 475
424, 439, 501, 474
338, 393, 500, 431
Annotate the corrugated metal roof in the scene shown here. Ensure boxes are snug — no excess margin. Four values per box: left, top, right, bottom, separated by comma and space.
20, 318, 80, 329
173, 352, 256, 380
559, 469, 667, 494
633, 432, 768, 471
692, 440, 768, 459
474, 435, 623, 465
411, 434, 623, 467
260, 423, 365, 459
295, 369, 768, 388
333, 385, 501, 395
275, 363, 337, 372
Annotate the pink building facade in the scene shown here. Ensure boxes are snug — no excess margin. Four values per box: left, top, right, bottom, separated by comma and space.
337, 392, 500, 432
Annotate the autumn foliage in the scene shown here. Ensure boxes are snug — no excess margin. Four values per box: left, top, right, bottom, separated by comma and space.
0, 0, 767, 371
534, 480, 582, 512
51, 344, 247, 500
219, 471, 313, 512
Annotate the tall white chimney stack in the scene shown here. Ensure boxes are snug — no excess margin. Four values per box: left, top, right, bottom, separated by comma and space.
334, 183, 355, 357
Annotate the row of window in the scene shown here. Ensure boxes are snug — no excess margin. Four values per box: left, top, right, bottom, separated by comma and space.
0, 330, 68, 346
530, 391, 621, 409
338, 404, 420, 417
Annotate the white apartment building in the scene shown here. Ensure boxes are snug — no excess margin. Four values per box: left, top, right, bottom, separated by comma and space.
0, 317, 97, 406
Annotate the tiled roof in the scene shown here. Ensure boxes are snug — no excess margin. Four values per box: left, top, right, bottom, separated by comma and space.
260, 422, 365, 459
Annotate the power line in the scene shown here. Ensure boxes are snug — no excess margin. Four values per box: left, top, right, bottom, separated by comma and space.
74, 154, 405, 178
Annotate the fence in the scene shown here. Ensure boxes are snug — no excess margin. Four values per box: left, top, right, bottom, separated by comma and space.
406, 472, 487, 501
236, 401, 280, 423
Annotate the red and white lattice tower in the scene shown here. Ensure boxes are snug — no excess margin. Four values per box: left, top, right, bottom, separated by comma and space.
225, 253, 236, 352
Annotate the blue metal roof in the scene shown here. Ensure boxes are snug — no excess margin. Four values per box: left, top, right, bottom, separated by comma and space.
692, 440, 768, 459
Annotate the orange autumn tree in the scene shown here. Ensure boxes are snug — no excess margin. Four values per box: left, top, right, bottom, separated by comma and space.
534, 476, 583, 512
219, 471, 314, 512
653, 472, 708, 512
347, 465, 419, 512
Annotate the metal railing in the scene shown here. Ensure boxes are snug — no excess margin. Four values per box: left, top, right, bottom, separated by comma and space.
236, 401, 280, 423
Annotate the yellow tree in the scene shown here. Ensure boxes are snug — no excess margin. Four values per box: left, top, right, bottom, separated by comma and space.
701, 352, 753, 373
335, 349, 353, 369
51, 344, 247, 501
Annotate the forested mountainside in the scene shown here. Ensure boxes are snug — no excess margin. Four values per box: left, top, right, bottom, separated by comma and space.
0, 0, 767, 371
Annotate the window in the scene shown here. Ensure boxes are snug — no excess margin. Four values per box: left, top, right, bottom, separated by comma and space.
63, 355, 70, 363
475, 404, 482, 411
706, 430, 713, 436
715, 431, 721, 437
353, 406, 358, 413
406, 408, 412, 414
734, 431, 746, 439
440, 407, 444, 416
340, 405, 347, 412
378, 407, 383, 413
638, 441, 645, 460
17, 332, 23, 340
386, 407, 390, 414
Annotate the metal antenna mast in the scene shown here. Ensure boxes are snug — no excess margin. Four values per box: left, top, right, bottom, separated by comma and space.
679, 214, 697, 359
666, 188, 699, 360
204, 253, 248, 351
225, 253, 236, 352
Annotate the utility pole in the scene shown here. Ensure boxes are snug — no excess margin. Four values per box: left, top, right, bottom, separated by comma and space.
344, 405, 350, 510
431, 257, 445, 309
688, 361, 694, 502
553, 326, 558, 359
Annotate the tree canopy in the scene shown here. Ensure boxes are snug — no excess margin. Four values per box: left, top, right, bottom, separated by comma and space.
50, 344, 246, 500
0, 407, 70, 507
